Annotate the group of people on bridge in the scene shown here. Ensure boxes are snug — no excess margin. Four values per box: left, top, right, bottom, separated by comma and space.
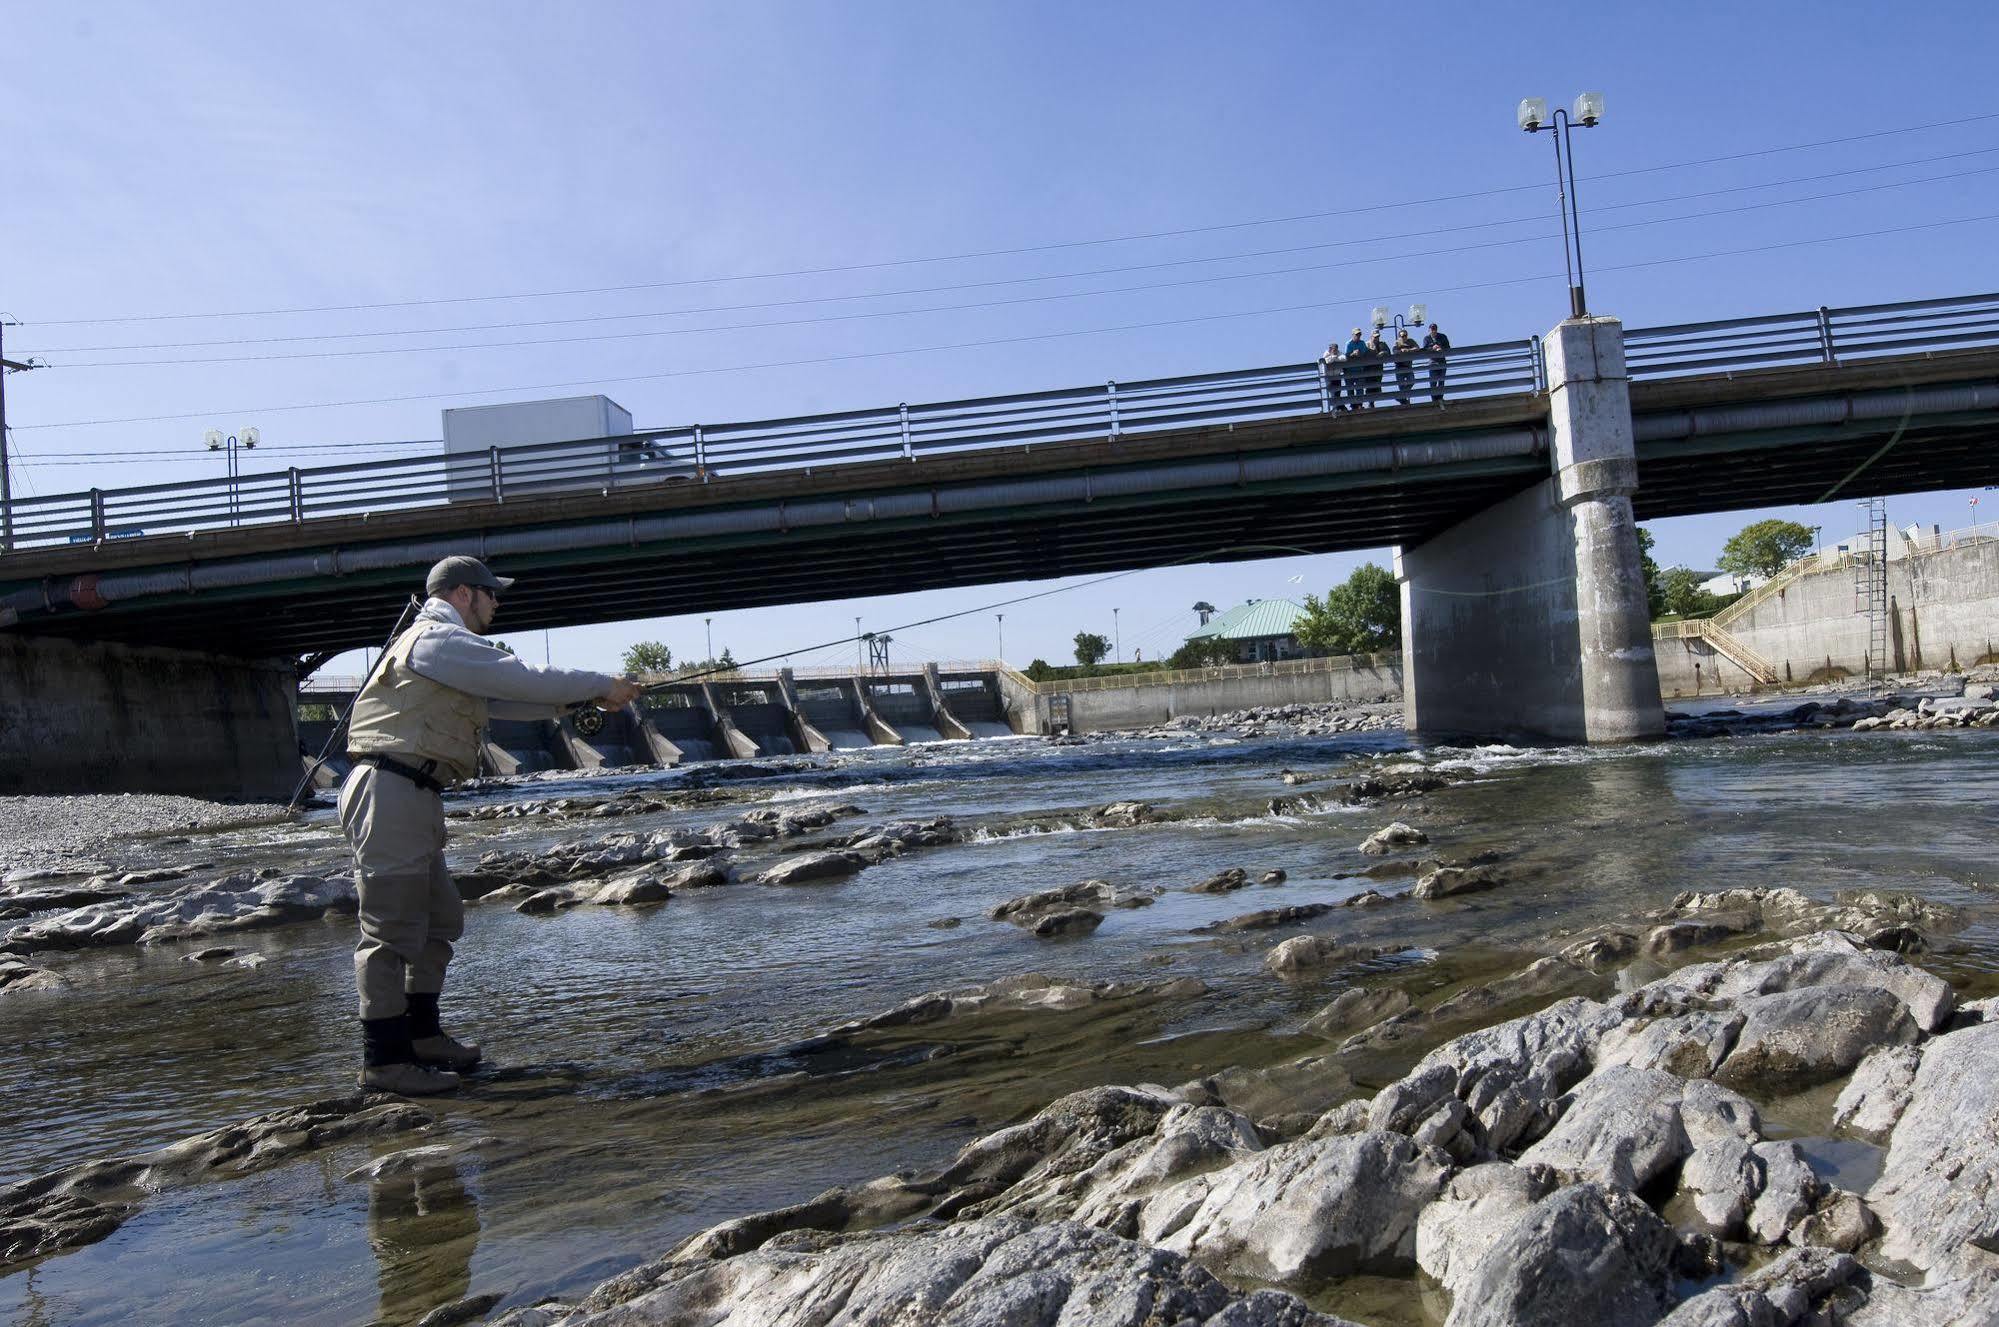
1321, 321, 1451, 411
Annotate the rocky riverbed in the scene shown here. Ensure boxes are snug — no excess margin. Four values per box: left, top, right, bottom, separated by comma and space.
2, 688, 1996, 1325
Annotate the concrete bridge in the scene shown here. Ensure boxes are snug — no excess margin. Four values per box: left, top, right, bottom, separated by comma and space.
3, 290, 1996, 795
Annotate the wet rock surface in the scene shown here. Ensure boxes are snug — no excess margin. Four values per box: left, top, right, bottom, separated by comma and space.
0, 1095, 431, 1267
493, 1215, 1363, 1327
511, 927, 1990, 1327
2, 870, 353, 955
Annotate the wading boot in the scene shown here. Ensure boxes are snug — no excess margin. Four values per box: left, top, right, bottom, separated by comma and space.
359, 1012, 461, 1097
407, 991, 483, 1071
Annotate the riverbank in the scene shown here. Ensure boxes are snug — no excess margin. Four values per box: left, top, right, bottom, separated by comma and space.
3, 709, 1996, 1324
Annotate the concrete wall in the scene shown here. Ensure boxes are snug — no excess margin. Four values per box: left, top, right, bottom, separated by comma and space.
0, 634, 297, 799
1038, 658, 1402, 734
1398, 478, 1587, 741
1657, 540, 1999, 696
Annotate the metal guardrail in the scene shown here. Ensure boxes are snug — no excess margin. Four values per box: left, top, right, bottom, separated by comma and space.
0, 341, 1539, 550
1624, 290, 1999, 380
6, 291, 1998, 553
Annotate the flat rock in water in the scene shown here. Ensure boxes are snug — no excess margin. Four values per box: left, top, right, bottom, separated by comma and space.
754, 850, 868, 886
1030, 908, 1103, 938
1831, 1043, 1921, 1142
1188, 868, 1251, 895
1202, 903, 1338, 933
1412, 866, 1502, 900
0, 1094, 430, 1267
1359, 822, 1428, 856
1265, 935, 1354, 976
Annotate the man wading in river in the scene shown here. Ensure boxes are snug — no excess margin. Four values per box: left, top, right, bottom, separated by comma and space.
340, 556, 642, 1095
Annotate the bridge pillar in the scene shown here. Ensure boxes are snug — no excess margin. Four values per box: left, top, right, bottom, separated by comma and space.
1396, 316, 1664, 744
0, 634, 298, 799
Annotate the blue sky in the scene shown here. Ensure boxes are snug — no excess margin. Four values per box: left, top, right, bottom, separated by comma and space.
5, 2, 1997, 673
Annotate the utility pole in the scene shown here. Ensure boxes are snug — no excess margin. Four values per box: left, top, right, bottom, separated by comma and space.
1, 316, 45, 553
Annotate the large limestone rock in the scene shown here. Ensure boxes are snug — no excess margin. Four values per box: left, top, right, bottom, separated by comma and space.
1367, 997, 1625, 1157
1655, 931, 1954, 1033
1132, 1130, 1450, 1286
1831, 1044, 1921, 1142
1516, 1066, 1758, 1192
502, 1216, 1362, 1327
755, 850, 868, 886
1870, 1022, 1999, 1270
1653, 1245, 1864, 1326
1442, 1182, 1684, 1327
1359, 822, 1427, 856
1713, 985, 1918, 1093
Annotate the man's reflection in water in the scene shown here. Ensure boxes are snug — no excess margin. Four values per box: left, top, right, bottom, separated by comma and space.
368, 1155, 480, 1325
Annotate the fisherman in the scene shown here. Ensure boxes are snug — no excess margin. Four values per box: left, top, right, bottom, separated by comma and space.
339, 556, 641, 1095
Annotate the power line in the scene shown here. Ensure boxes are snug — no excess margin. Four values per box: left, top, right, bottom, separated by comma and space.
27, 110, 1999, 329
40, 164, 1999, 372
27, 144, 1999, 357
12, 214, 1997, 434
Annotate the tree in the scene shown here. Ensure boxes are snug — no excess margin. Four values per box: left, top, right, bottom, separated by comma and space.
1169, 637, 1235, 669
1658, 566, 1720, 618
1192, 600, 1217, 624
621, 640, 673, 674
1718, 519, 1815, 579
1073, 631, 1110, 667
1295, 563, 1401, 656
1025, 659, 1055, 682
1636, 527, 1664, 619
490, 639, 516, 656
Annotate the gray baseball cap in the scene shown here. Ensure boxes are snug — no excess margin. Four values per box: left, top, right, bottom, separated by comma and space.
425, 556, 515, 597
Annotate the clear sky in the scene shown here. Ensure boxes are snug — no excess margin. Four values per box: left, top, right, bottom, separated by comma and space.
4, 2, 1997, 675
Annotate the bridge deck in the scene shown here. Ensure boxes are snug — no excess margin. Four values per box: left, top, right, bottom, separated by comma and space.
3, 331, 1997, 660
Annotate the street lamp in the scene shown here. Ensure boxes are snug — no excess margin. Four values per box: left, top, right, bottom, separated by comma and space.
996, 612, 1004, 662
1369, 303, 1430, 334
1517, 92, 1604, 319
1113, 607, 1121, 664
704, 617, 713, 661
204, 426, 259, 526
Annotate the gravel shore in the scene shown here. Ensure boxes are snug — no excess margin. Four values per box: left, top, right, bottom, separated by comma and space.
0, 794, 293, 880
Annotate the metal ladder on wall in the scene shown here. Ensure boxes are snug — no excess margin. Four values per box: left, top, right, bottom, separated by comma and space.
1853, 497, 1889, 687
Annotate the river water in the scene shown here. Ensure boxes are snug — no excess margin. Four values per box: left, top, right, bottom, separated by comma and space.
2, 713, 1995, 1325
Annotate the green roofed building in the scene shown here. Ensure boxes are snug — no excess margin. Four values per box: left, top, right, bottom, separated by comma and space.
1184, 598, 1310, 663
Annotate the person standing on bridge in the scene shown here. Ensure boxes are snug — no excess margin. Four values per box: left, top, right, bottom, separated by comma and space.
1365, 330, 1390, 408
1422, 322, 1452, 403
1342, 328, 1369, 410
1392, 327, 1419, 406
338, 556, 642, 1095
1320, 339, 1346, 412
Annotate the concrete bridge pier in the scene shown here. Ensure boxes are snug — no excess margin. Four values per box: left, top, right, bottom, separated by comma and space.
1396, 316, 1664, 744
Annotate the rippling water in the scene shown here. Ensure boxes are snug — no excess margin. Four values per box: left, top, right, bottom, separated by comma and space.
3, 718, 1995, 1325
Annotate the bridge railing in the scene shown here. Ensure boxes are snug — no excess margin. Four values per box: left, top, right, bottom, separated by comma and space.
0, 338, 1537, 550
9, 290, 1999, 553
1624, 290, 1999, 379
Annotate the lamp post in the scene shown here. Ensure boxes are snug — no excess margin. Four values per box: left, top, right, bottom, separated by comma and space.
1369, 303, 1430, 335
855, 616, 863, 671
1516, 92, 1604, 319
996, 613, 1004, 662
204, 426, 260, 526
1113, 607, 1121, 664
704, 617, 713, 662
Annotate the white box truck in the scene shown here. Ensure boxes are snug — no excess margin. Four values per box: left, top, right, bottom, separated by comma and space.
440, 395, 694, 503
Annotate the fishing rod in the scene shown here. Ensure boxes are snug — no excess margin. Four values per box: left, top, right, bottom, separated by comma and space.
602, 540, 1336, 704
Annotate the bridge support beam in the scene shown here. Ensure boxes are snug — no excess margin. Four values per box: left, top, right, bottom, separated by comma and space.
1396, 316, 1664, 744
0, 634, 298, 799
